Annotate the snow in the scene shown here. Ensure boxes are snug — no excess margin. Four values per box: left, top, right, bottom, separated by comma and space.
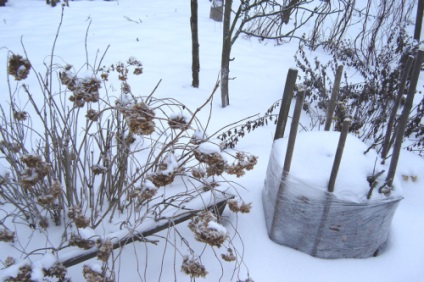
0, 0, 424, 281
207, 220, 228, 236
271, 131, 402, 202
78, 227, 97, 240
197, 140, 222, 155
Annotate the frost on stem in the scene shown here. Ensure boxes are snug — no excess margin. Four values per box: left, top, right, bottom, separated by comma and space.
188, 210, 228, 247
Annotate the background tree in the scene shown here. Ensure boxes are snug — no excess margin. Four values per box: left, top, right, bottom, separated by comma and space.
191, 0, 200, 88
219, 0, 349, 108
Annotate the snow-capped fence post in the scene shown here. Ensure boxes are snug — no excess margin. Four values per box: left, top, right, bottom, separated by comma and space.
327, 118, 351, 193
386, 49, 424, 187
269, 88, 305, 239
324, 65, 343, 131
274, 68, 298, 140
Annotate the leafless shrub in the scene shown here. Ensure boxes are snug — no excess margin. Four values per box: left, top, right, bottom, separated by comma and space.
0, 9, 256, 280
1, 49, 256, 282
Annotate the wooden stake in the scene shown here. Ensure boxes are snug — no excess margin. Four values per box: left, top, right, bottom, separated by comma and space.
386, 49, 424, 186
270, 89, 305, 239
381, 56, 414, 162
274, 68, 298, 140
283, 89, 306, 174
328, 119, 350, 193
324, 65, 343, 131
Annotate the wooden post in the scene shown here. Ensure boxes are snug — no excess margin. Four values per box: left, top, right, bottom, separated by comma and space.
328, 119, 351, 193
270, 89, 305, 239
324, 65, 343, 131
414, 0, 424, 41
283, 89, 306, 175
220, 0, 232, 107
386, 49, 424, 186
190, 0, 200, 88
274, 68, 298, 140
381, 56, 414, 162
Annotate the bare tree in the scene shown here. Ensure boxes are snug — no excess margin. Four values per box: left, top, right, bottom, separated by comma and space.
219, 0, 349, 108
191, 0, 200, 88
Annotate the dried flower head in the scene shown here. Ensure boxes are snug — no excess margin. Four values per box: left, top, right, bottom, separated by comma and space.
3, 257, 16, 268
0, 228, 15, 243
181, 256, 208, 278
191, 167, 205, 179
189, 210, 228, 247
83, 264, 114, 282
226, 153, 258, 177
13, 111, 28, 121
37, 181, 62, 206
73, 214, 90, 228
148, 172, 175, 187
0, 140, 21, 153
91, 164, 107, 175
133, 67, 143, 75
4, 264, 32, 282
96, 240, 113, 262
38, 216, 49, 229
202, 180, 219, 192
124, 134, 136, 146
128, 180, 158, 202
86, 109, 100, 121
68, 206, 90, 228
194, 150, 226, 176
221, 248, 236, 262
228, 200, 252, 214
20, 155, 51, 189
43, 262, 67, 280
121, 82, 131, 94
62, 67, 101, 108
69, 234, 95, 250
8, 54, 31, 80
20, 154, 43, 168
168, 114, 188, 130
121, 102, 156, 135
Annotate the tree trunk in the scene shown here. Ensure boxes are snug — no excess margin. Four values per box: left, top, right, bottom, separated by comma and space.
414, 0, 424, 41
190, 0, 200, 88
221, 0, 232, 107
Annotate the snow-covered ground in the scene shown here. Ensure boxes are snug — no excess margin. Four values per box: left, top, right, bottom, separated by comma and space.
1, 0, 424, 281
